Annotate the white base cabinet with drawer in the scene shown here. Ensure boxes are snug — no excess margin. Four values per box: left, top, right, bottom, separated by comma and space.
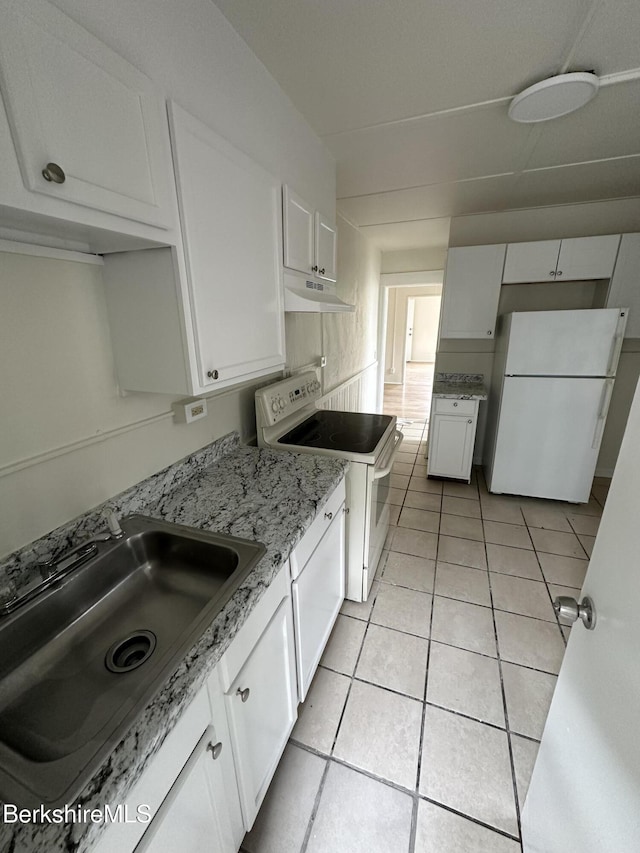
427, 398, 479, 482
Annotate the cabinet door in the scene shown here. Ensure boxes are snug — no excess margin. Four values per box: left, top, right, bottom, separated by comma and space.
427, 413, 476, 481
224, 598, 297, 829
556, 235, 621, 280
315, 212, 338, 282
502, 240, 561, 283
292, 508, 345, 701
439, 244, 506, 339
283, 186, 314, 274
169, 103, 285, 390
606, 233, 640, 336
137, 729, 235, 853
0, 0, 173, 229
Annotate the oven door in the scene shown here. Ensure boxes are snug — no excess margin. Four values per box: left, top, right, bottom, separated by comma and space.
363, 429, 404, 599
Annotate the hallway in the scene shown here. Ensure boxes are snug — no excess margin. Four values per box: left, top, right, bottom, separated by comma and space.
241, 415, 607, 853
383, 362, 435, 420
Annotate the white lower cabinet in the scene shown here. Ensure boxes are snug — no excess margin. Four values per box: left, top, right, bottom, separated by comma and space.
427, 398, 479, 482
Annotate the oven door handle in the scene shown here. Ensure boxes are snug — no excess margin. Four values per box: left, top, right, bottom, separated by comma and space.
373, 430, 404, 480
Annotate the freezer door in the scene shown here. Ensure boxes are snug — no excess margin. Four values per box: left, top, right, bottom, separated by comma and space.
504, 309, 626, 377
488, 377, 613, 502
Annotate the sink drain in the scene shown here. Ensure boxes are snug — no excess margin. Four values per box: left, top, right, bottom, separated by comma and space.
105, 630, 157, 673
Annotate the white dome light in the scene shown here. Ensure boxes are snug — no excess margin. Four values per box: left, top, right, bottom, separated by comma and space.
508, 72, 600, 123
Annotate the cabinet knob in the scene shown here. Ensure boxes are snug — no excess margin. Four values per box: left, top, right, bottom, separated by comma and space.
487, 330, 492, 336
549, 270, 556, 277
556, 270, 563, 276
207, 369, 219, 380
42, 162, 66, 184
312, 265, 318, 272
468, 419, 473, 424
207, 741, 223, 760
319, 268, 325, 275
453, 401, 458, 407
324, 511, 333, 521
236, 687, 250, 703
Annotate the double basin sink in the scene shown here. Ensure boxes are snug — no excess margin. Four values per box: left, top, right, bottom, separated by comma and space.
0, 515, 265, 808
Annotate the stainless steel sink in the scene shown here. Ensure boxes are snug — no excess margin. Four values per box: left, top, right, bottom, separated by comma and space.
0, 515, 265, 807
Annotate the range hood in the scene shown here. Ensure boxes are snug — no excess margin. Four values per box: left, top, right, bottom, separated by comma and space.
283, 271, 355, 313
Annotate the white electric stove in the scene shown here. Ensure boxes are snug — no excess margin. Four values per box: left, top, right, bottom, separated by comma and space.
255, 372, 402, 602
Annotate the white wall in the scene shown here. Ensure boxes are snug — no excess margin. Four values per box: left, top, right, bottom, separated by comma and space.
384, 285, 442, 383
410, 296, 441, 361
381, 246, 448, 273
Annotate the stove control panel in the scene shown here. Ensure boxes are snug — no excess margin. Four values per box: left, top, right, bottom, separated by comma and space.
256, 371, 322, 426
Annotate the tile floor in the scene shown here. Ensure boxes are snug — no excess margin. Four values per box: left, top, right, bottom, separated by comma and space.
242, 419, 609, 853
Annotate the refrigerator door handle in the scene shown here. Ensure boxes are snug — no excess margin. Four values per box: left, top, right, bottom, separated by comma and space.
592, 379, 615, 449
606, 334, 624, 377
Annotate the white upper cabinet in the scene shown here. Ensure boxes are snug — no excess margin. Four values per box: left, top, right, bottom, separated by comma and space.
0, 0, 174, 238
283, 185, 337, 281
502, 240, 561, 283
606, 233, 640, 337
439, 244, 506, 339
314, 212, 338, 281
503, 235, 620, 283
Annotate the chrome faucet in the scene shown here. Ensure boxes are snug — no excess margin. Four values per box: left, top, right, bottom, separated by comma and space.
103, 509, 124, 539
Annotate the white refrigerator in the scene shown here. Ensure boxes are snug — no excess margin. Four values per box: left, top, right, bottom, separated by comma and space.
485, 308, 628, 502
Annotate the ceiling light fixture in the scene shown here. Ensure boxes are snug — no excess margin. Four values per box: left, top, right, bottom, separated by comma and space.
508, 72, 600, 123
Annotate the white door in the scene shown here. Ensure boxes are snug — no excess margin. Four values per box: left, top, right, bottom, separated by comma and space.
314, 212, 338, 281
522, 376, 640, 853
283, 186, 314, 274
405, 298, 415, 362
504, 309, 626, 377
0, 0, 173, 228
427, 414, 476, 480
556, 235, 621, 281
489, 376, 612, 502
502, 240, 561, 283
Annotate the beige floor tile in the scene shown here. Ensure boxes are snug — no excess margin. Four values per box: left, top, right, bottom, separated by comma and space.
356, 624, 429, 699
341, 581, 379, 621
390, 473, 410, 490
409, 476, 443, 494
480, 496, 525, 526
435, 562, 491, 607
243, 744, 325, 853
389, 504, 401, 526
427, 642, 505, 727
388, 487, 406, 506
537, 552, 588, 588
396, 451, 417, 464
490, 573, 556, 622
521, 504, 572, 532
398, 507, 440, 533
483, 520, 533, 550
511, 734, 539, 811
438, 535, 487, 569
442, 481, 479, 499
414, 800, 521, 853
529, 527, 585, 558
440, 513, 484, 542
502, 662, 557, 740
567, 513, 600, 536
431, 596, 497, 657
413, 463, 429, 477
558, 497, 603, 517
334, 681, 422, 788
592, 483, 609, 507
393, 461, 414, 476
420, 706, 518, 836
404, 490, 442, 512
306, 762, 413, 853
441, 495, 481, 518
495, 611, 565, 674
291, 667, 350, 754
383, 552, 435, 593
320, 615, 366, 675
578, 533, 596, 557
486, 543, 543, 580
372, 583, 432, 638
390, 527, 438, 559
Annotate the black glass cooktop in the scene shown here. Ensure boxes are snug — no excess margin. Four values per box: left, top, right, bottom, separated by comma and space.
278, 410, 393, 454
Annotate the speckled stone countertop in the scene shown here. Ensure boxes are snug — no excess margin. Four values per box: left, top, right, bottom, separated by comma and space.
432, 372, 488, 400
0, 433, 348, 853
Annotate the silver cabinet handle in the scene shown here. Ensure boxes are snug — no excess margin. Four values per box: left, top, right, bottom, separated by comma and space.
453, 401, 458, 407
467, 419, 473, 424
556, 270, 563, 276
549, 270, 556, 277
324, 511, 333, 520
42, 162, 66, 184
553, 596, 596, 630
207, 369, 219, 380
207, 741, 223, 760
236, 687, 250, 702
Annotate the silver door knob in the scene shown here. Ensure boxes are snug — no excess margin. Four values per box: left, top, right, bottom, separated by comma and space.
236, 687, 250, 702
42, 162, 66, 184
553, 595, 596, 630
206, 741, 223, 760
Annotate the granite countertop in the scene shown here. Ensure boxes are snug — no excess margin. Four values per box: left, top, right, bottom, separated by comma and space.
432, 372, 488, 400
0, 433, 348, 853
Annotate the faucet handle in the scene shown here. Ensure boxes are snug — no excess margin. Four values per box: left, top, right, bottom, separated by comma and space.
103, 509, 124, 539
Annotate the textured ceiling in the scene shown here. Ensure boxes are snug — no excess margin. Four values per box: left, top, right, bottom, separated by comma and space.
212, 0, 640, 250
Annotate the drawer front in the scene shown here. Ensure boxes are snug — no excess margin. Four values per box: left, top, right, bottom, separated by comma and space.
290, 479, 346, 577
434, 397, 478, 416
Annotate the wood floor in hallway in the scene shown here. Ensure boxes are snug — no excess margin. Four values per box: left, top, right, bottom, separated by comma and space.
383, 362, 434, 420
